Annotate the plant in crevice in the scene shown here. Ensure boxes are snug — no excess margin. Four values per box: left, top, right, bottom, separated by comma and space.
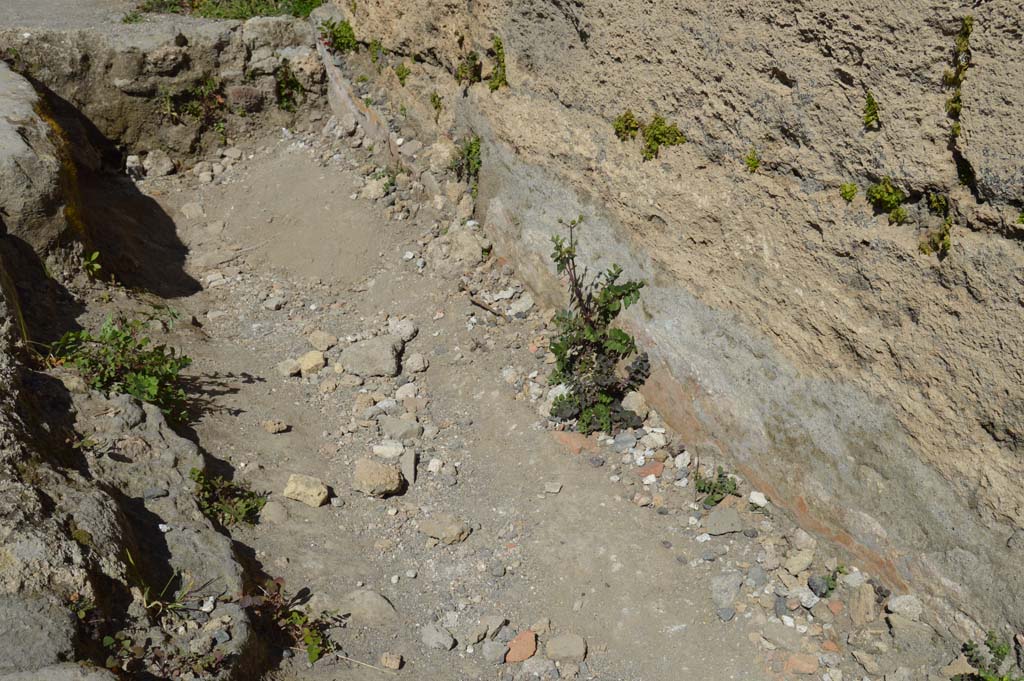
944, 16, 974, 136
163, 77, 227, 135
744, 147, 761, 173
450, 135, 482, 197
866, 176, 907, 224
641, 115, 686, 161
83, 251, 102, 278
368, 38, 384, 64
430, 91, 443, 121
240, 577, 342, 664
694, 466, 739, 507
190, 468, 267, 527
863, 90, 880, 130
840, 183, 858, 202
919, 217, 952, 257
50, 315, 192, 420
927, 192, 950, 216
488, 35, 508, 91
319, 18, 357, 54
547, 216, 650, 434
456, 51, 481, 85
954, 630, 1024, 681
274, 60, 303, 112
613, 110, 640, 142
394, 62, 410, 86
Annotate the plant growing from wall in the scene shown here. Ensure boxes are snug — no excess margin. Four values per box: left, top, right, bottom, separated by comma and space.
319, 18, 357, 54
866, 176, 907, 224
190, 468, 267, 527
456, 51, 482, 84
82, 251, 102, 278
394, 62, 410, 86
954, 631, 1024, 681
641, 115, 686, 161
944, 16, 973, 137
863, 90, 880, 130
240, 577, 341, 664
50, 315, 192, 421
547, 216, 650, 434
430, 91, 443, 121
613, 110, 640, 142
369, 38, 384, 64
274, 60, 303, 112
488, 35, 508, 91
919, 218, 952, 257
450, 135, 482, 197
840, 183, 858, 202
744, 147, 761, 173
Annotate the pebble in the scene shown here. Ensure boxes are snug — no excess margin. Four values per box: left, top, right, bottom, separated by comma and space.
544, 482, 563, 494
352, 458, 405, 497
482, 639, 509, 663
418, 513, 472, 544
705, 506, 743, 535
545, 633, 587, 663
262, 419, 289, 434
282, 473, 329, 507
421, 622, 456, 651
505, 630, 537, 663
379, 652, 402, 670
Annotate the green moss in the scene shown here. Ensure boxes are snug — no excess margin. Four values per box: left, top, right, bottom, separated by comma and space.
888, 206, 908, 225
613, 110, 640, 141
840, 183, 858, 202
488, 36, 508, 91
866, 177, 906, 212
863, 90, 880, 130
641, 116, 686, 161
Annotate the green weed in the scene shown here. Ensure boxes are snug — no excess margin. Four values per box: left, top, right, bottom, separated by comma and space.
456, 52, 481, 85
274, 60, 303, 112
240, 577, 342, 664
927, 192, 949, 216
866, 176, 907, 223
954, 631, 1023, 681
450, 135, 482, 197
840, 183, 858, 202
190, 468, 267, 526
488, 35, 508, 91
369, 39, 384, 64
320, 18, 357, 54
548, 216, 650, 434
694, 466, 739, 507
394, 62, 410, 86
50, 315, 192, 420
744, 147, 761, 173
82, 251, 102, 278
139, 0, 323, 18
863, 90, 880, 130
642, 115, 686, 161
919, 218, 952, 257
122, 9, 144, 22
613, 110, 640, 142
430, 91, 443, 121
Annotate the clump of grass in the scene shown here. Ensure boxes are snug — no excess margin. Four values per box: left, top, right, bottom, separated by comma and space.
394, 62, 410, 86
319, 18, 357, 54
548, 216, 649, 434
641, 115, 686, 161
840, 183, 858, 202
50, 315, 192, 421
863, 90, 880, 130
613, 110, 640, 141
430, 91, 443, 121
139, 0, 323, 18
744, 147, 761, 173
456, 52, 481, 85
274, 60, 303, 112
190, 468, 267, 526
866, 176, 907, 223
450, 135, 482, 197
122, 9, 144, 22
488, 35, 508, 91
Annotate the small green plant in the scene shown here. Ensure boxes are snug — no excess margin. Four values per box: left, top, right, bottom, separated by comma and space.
274, 60, 303, 112
946, 91, 962, 116
82, 251, 102, 278
50, 315, 192, 420
122, 9, 144, 22
241, 577, 341, 664
744, 147, 761, 173
863, 90, 880, 129
954, 631, 1023, 681
319, 18, 357, 54
927, 192, 949, 216
1017, 212, 1024, 225
450, 135, 482, 197
430, 91, 443, 121
613, 110, 640, 142
840, 183, 858, 202
190, 468, 267, 526
394, 62, 410, 86
944, 16, 973, 132
919, 217, 952, 257
547, 216, 650, 434
456, 51, 481, 84
368, 38, 384, 64
641, 115, 686, 161
362, 95, 373, 106
163, 77, 226, 134
694, 466, 739, 507
139, 0, 323, 19
866, 176, 907, 223
68, 592, 97, 623
488, 35, 508, 91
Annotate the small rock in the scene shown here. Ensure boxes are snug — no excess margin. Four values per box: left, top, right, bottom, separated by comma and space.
717, 607, 736, 622
400, 449, 417, 484
784, 653, 820, 675
746, 565, 768, 589
482, 639, 509, 664
126, 154, 144, 179
705, 506, 743, 535
341, 590, 397, 626
181, 201, 205, 221
352, 458, 404, 497
711, 572, 744, 610
308, 330, 337, 352
379, 652, 402, 670
621, 391, 649, 419
546, 633, 587, 663
612, 431, 637, 452
340, 336, 404, 377
296, 351, 326, 376
886, 594, 923, 621
419, 513, 471, 544
276, 358, 300, 377
421, 622, 456, 651
282, 473, 329, 507
264, 296, 286, 311
380, 415, 423, 440
849, 582, 877, 626
405, 352, 429, 373
508, 293, 535, 318
144, 149, 176, 177
387, 317, 418, 342
505, 630, 537, 663
749, 490, 769, 507
544, 482, 563, 494
260, 500, 289, 524
784, 548, 815, 575
262, 419, 289, 434
808, 576, 831, 598
372, 441, 405, 459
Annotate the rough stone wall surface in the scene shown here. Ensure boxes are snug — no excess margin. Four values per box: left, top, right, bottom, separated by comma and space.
337, 0, 1024, 632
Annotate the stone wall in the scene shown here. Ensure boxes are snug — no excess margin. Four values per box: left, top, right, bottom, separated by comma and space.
334, 0, 1024, 634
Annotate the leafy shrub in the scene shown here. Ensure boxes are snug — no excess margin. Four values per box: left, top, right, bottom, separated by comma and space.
919, 218, 952, 257
642, 115, 686, 161
450, 135, 482, 197
190, 468, 266, 526
863, 90, 880, 129
274, 60, 303, 112
394, 62, 410, 86
744, 147, 761, 173
456, 51, 481, 84
548, 216, 650, 434
320, 18, 357, 54
240, 577, 341, 664
694, 466, 739, 507
613, 110, 640, 141
840, 183, 858, 202
488, 36, 508, 91
163, 77, 226, 134
866, 176, 907, 223
51, 315, 192, 420
954, 631, 1023, 681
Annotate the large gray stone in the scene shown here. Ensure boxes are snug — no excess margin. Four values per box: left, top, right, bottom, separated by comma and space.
339, 336, 404, 377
